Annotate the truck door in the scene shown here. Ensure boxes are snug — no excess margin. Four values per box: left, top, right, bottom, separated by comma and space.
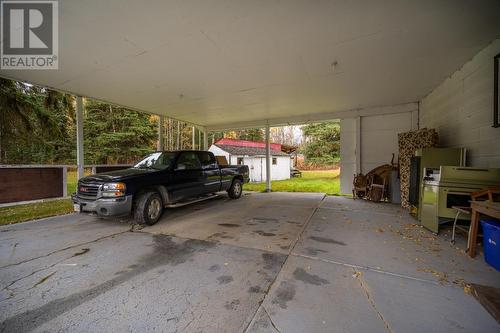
198, 152, 221, 194
170, 152, 204, 202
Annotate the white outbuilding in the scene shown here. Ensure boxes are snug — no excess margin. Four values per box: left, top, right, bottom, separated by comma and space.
209, 139, 291, 183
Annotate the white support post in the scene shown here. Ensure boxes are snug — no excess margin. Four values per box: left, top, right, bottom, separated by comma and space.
62, 166, 68, 197
176, 121, 180, 150
192, 126, 196, 149
157, 115, 164, 151
76, 96, 84, 180
265, 122, 271, 192
203, 130, 208, 150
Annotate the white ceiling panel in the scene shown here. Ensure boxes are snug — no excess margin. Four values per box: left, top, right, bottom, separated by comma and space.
1, 0, 499, 128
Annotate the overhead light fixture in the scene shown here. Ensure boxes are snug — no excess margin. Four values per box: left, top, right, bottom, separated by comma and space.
331, 60, 338, 72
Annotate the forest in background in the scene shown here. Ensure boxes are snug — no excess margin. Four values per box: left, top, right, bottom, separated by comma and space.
0, 78, 340, 167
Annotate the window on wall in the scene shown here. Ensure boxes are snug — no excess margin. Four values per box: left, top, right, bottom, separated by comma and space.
237, 157, 244, 165
272, 158, 277, 165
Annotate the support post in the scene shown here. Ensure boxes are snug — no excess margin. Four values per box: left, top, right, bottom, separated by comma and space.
62, 166, 68, 197
157, 115, 164, 151
203, 131, 208, 150
76, 96, 84, 180
265, 122, 271, 192
192, 126, 196, 149
176, 121, 180, 150
355, 116, 361, 174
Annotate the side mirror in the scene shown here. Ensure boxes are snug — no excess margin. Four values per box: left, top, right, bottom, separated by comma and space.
175, 164, 186, 171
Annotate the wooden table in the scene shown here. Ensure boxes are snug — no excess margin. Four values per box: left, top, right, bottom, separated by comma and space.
468, 201, 500, 258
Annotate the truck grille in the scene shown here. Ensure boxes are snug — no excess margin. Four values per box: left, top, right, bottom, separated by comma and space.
78, 183, 101, 200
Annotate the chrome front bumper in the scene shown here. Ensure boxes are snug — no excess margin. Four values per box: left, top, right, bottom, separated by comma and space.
72, 194, 133, 217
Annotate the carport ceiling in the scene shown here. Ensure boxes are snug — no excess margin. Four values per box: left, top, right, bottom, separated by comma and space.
2, 0, 500, 129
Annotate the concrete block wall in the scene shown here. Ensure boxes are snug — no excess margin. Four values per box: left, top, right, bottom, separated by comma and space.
420, 38, 500, 167
360, 112, 417, 173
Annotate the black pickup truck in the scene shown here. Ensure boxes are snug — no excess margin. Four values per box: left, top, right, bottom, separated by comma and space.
72, 150, 249, 225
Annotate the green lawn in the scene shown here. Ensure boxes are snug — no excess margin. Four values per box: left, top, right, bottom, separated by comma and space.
0, 199, 73, 226
244, 169, 340, 195
67, 170, 78, 195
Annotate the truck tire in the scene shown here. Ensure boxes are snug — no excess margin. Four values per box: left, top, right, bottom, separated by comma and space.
134, 191, 163, 225
227, 179, 243, 199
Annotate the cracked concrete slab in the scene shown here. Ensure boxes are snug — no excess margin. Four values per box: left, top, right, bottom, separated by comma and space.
0, 213, 131, 267
1, 231, 286, 333
1, 193, 499, 332
246, 306, 280, 333
248, 255, 388, 333
294, 196, 500, 287
145, 192, 324, 254
359, 269, 500, 333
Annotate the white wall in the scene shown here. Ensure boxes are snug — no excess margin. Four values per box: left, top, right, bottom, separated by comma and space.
208, 145, 229, 163
420, 38, 500, 167
340, 104, 418, 194
244, 156, 290, 182
245, 157, 264, 182
270, 156, 292, 181
361, 112, 417, 173
340, 118, 358, 194
208, 145, 290, 182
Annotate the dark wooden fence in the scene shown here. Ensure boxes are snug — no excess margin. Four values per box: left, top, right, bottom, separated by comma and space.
0, 164, 132, 205
0, 165, 67, 204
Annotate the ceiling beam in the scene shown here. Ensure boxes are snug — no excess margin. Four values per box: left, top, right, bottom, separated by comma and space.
205, 102, 418, 131
0, 73, 206, 130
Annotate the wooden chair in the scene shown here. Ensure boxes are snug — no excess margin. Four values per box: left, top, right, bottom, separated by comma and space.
450, 206, 471, 245
352, 173, 368, 199
367, 174, 386, 202
471, 187, 500, 202
452, 187, 500, 246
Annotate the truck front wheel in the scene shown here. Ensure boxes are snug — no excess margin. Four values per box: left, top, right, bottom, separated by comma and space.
227, 179, 243, 199
134, 191, 163, 225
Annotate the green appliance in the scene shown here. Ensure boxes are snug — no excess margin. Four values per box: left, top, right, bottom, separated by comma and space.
415, 147, 466, 222
420, 166, 500, 233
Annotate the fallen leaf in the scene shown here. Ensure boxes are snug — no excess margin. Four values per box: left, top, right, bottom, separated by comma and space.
463, 285, 472, 294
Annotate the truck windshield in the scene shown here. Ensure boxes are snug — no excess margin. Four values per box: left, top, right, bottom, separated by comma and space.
133, 152, 176, 170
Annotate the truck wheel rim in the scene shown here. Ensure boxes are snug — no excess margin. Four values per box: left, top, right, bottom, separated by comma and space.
234, 182, 241, 196
148, 198, 161, 220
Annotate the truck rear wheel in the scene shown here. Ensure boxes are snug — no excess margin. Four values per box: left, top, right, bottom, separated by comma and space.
227, 179, 243, 199
134, 191, 163, 225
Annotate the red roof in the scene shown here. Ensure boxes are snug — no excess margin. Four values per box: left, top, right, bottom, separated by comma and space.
215, 138, 282, 151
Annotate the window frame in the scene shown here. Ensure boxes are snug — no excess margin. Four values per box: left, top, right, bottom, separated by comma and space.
198, 152, 218, 169
175, 151, 202, 170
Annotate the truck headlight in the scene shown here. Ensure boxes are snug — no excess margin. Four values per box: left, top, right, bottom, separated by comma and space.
102, 182, 126, 197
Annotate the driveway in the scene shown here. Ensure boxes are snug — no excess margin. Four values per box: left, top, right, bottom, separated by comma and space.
1, 192, 499, 332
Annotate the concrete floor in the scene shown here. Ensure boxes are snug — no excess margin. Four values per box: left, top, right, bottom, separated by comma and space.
0, 192, 499, 332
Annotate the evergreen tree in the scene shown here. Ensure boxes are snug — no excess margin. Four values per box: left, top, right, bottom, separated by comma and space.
84, 100, 157, 164
300, 121, 340, 167
0, 79, 61, 163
